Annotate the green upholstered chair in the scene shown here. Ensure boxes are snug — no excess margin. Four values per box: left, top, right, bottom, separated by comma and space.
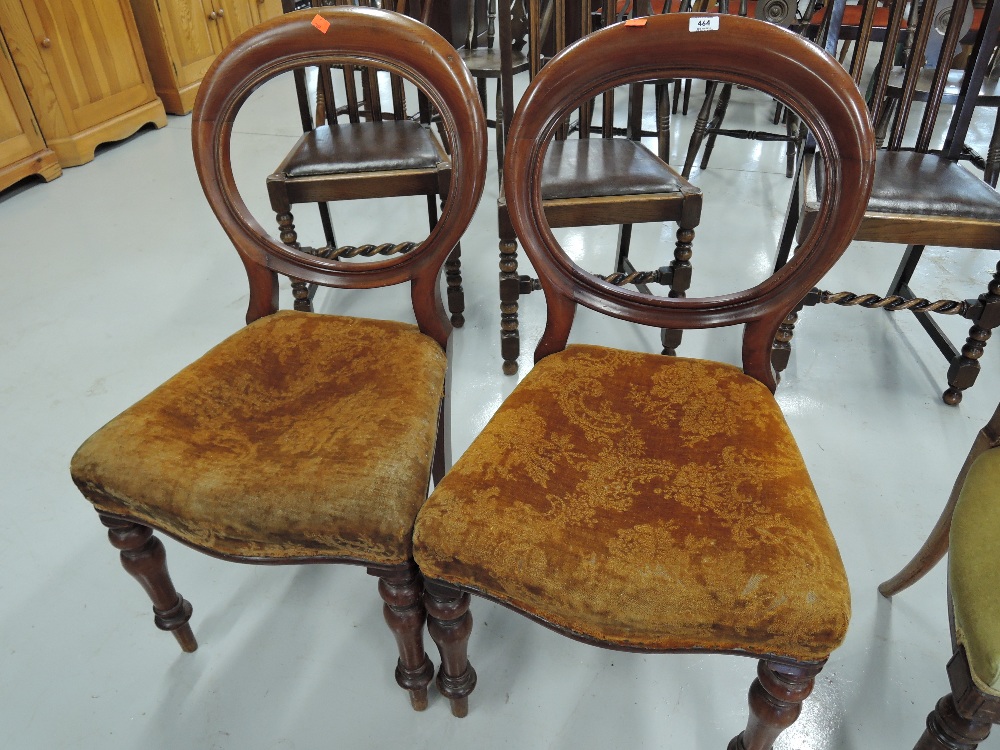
412, 13, 875, 748
69, 8, 486, 711
879, 404, 1000, 748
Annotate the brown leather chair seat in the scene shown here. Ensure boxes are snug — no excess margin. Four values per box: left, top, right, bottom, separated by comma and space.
541, 138, 685, 200
283, 121, 442, 178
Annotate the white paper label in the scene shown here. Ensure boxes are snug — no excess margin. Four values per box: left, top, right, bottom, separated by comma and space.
689, 16, 720, 32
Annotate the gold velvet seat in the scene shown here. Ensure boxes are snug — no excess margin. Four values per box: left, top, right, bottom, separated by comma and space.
411, 14, 875, 746
68, 8, 486, 713
879, 403, 1000, 748
414, 345, 849, 660
72, 311, 447, 564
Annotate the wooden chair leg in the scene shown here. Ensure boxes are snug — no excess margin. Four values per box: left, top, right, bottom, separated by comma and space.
916, 694, 993, 749
369, 564, 435, 711
728, 659, 822, 750
661, 223, 695, 356
99, 514, 197, 653
423, 579, 476, 718
784, 112, 797, 179
445, 245, 465, 328
771, 306, 800, 375
655, 82, 671, 160
499, 206, 520, 375
944, 263, 1000, 406
700, 82, 732, 171
683, 80, 718, 178
276, 210, 313, 312
915, 648, 1000, 749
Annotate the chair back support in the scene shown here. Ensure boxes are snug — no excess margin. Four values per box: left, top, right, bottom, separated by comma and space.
505, 14, 874, 389
192, 8, 487, 341
283, 0, 434, 127
849, 0, 1000, 154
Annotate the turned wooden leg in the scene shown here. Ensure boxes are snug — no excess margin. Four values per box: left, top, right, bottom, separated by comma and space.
445, 245, 465, 328
655, 82, 671, 160
728, 660, 822, 750
424, 579, 476, 718
369, 564, 435, 711
99, 514, 197, 653
771, 307, 799, 375
661, 225, 694, 356
916, 694, 993, 749
915, 647, 1000, 749
683, 81, 718, 178
700, 83, 732, 171
276, 211, 313, 313
944, 264, 1000, 406
499, 208, 520, 375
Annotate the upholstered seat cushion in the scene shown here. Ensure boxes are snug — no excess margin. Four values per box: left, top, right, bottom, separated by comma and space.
71, 311, 446, 564
950, 448, 1000, 694
281, 121, 441, 177
414, 345, 850, 661
867, 151, 1000, 220
541, 139, 684, 200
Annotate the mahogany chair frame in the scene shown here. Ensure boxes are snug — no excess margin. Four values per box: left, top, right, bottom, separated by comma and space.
74, 7, 486, 710
879, 402, 1000, 748
268, 0, 468, 326
420, 14, 874, 745
771, 0, 1000, 405
498, 0, 703, 375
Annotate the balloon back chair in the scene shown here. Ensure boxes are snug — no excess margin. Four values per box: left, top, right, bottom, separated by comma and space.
69, 7, 486, 711
879, 402, 1000, 749
413, 13, 875, 748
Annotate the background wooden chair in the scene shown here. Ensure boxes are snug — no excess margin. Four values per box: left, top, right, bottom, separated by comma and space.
680, 0, 817, 180
498, 0, 703, 374
457, 0, 530, 181
878, 403, 1000, 749
268, 0, 468, 326
771, 0, 1000, 406
413, 14, 874, 746
69, 7, 486, 711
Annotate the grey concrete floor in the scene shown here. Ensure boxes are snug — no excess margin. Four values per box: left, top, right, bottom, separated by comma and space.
2, 60, 999, 749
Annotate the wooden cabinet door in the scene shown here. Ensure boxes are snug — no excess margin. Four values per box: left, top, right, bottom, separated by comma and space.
256, 0, 284, 22
17, 0, 157, 134
0, 32, 45, 169
215, 0, 260, 43
157, 0, 222, 89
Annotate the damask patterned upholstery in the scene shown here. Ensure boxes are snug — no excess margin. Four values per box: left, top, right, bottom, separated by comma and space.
950, 448, 1000, 694
414, 345, 850, 660
72, 311, 447, 564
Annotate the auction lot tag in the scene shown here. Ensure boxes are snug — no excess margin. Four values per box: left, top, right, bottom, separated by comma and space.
312, 14, 331, 33
689, 16, 720, 31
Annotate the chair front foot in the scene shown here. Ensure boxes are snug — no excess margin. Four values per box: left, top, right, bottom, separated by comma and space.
100, 514, 197, 653
370, 564, 435, 711
423, 579, 477, 717
945, 266, 1000, 405
728, 659, 822, 750
916, 694, 992, 749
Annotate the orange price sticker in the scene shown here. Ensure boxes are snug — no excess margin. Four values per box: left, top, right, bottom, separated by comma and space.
311, 14, 331, 33
624, 18, 647, 26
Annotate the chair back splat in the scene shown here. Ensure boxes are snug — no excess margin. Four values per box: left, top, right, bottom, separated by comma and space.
195, 7, 487, 343
506, 14, 874, 389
